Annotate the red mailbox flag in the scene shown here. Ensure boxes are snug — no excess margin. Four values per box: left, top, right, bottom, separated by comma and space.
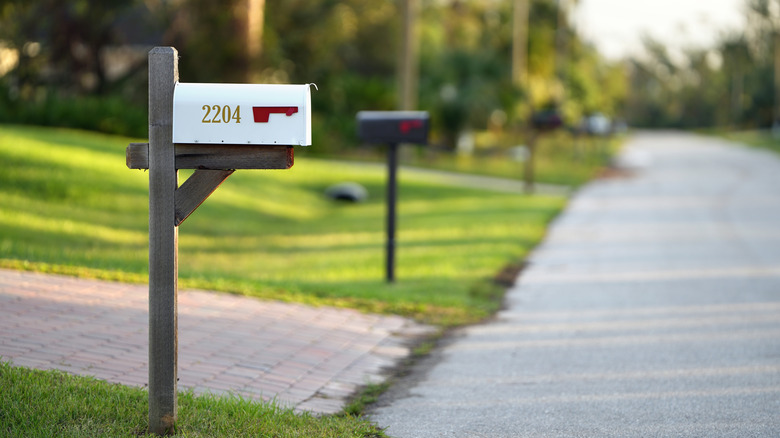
399, 119, 423, 133
252, 106, 299, 123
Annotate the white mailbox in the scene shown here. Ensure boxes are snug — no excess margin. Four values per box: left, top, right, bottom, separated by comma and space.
172, 83, 312, 146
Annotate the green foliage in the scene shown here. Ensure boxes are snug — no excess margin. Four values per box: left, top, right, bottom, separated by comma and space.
0, 0, 626, 154
173, 0, 252, 83
262, 0, 400, 153
526, 0, 559, 79
418, 0, 521, 142
0, 0, 150, 134
0, 361, 384, 437
420, 47, 520, 146
626, 0, 780, 129
264, 0, 397, 82
415, 0, 626, 146
0, 0, 142, 94
0, 125, 566, 327
0, 89, 147, 137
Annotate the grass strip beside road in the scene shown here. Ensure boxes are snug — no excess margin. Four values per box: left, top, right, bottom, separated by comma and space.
717, 129, 780, 153
0, 361, 383, 437
0, 124, 565, 326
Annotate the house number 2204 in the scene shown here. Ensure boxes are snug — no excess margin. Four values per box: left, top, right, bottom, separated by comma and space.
201, 105, 241, 124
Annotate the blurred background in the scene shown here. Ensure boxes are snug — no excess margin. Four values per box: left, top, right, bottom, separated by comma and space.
0, 0, 775, 155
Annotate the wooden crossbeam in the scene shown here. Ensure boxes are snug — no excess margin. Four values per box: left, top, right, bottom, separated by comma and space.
126, 143, 293, 170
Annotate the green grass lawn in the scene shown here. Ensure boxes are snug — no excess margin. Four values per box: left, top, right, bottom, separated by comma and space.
405, 132, 617, 187
0, 124, 584, 436
0, 124, 566, 325
0, 362, 382, 437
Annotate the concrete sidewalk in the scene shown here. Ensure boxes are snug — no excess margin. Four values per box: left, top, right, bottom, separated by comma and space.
0, 269, 433, 414
371, 131, 780, 437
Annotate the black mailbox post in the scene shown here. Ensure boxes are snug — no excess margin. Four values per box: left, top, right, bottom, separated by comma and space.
357, 111, 430, 283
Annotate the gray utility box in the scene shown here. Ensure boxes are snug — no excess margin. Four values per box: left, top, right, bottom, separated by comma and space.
357, 111, 430, 144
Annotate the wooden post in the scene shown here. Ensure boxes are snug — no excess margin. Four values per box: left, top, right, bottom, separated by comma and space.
147, 47, 179, 436
129, 46, 306, 434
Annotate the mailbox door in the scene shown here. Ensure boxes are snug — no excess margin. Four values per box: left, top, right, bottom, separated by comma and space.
173, 83, 312, 146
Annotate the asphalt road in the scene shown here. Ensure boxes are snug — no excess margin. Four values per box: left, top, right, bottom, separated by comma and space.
369, 131, 780, 437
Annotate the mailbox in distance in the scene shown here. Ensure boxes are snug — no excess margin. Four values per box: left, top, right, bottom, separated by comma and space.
357, 111, 429, 145
173, 83, 312, 146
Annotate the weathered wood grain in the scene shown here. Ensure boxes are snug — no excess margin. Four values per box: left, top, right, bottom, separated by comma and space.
174, 169, 234, 226
147, 46, 178, 436
126, 143, 293, 170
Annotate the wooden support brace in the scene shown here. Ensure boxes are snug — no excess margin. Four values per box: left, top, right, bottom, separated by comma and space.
127, 143, 294, 170
175, 169, 234, 226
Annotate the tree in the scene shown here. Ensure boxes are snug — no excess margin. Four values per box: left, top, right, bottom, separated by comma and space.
746, 0, 780, 123
721, 34, 751, 126
622, 0, 780, 130
0, 0, 140, 96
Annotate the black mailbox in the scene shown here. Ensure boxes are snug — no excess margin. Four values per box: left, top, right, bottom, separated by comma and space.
355, 110, 430, 283
531, 109, 563, 131
357, 111, 430, 144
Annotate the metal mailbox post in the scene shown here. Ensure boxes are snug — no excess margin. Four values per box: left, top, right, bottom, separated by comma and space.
127, 47, 312, 435
356, 111, 429, 283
